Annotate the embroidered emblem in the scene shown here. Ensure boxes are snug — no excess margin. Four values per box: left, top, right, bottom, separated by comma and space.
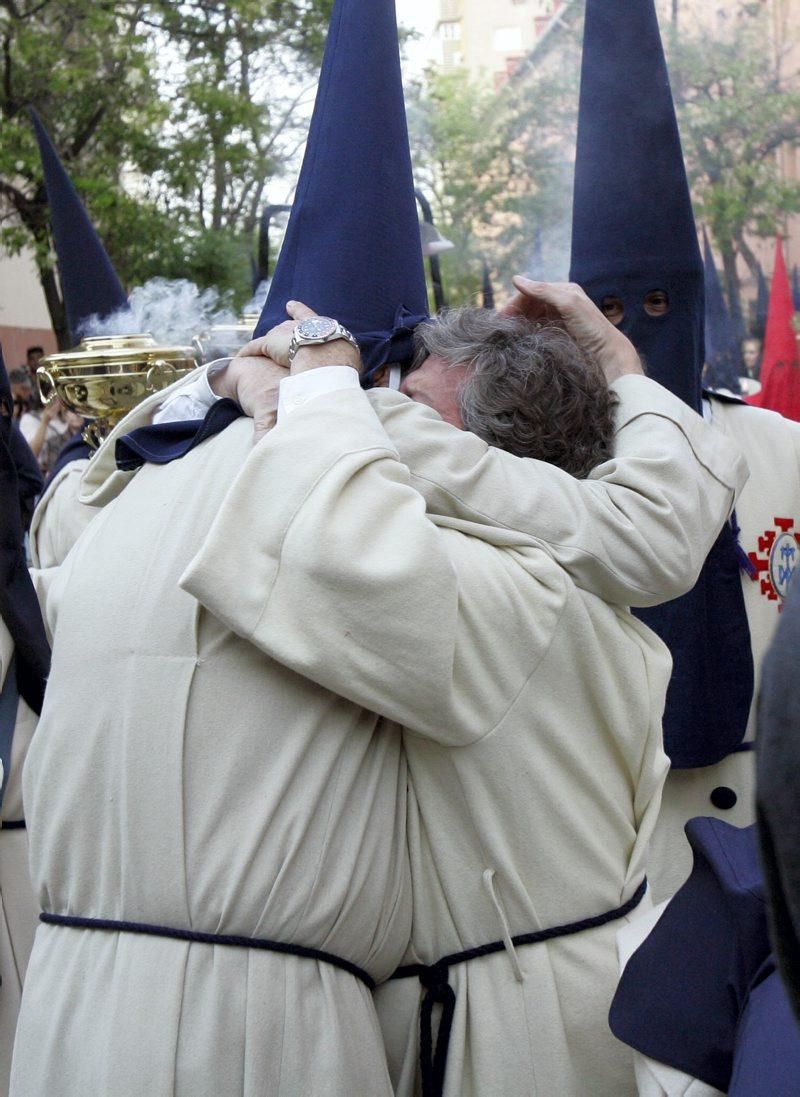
747, 518, 800, 606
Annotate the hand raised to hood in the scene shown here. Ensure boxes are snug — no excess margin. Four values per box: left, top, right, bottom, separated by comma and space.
501, 277, 643, 385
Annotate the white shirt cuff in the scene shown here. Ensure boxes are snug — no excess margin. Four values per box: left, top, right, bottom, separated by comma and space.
278, 366, 360, 421
153, 360, 229, 425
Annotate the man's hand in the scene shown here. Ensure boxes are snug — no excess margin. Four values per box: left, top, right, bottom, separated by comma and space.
210, 355, 288, 445
501, 277, 643, 384
211, 300, 361, 444
283, 301, 361, 375
232, 300, 360, 374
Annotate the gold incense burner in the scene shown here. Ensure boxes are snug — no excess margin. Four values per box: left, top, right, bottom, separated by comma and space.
192, 314, 259, 363
37, 334, 199, 450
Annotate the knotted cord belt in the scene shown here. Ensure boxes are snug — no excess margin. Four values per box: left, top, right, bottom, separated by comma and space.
390, 877, 648, 1097
40, 913, 375, 988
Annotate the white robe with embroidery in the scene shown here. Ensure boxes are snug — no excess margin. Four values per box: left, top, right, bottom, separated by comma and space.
647, 397, 800, 903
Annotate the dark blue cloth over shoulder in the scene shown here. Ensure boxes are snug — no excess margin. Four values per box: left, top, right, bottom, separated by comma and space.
729, 957, 800, 1096
115, 399, 243, 471
609, 818, 800, 1093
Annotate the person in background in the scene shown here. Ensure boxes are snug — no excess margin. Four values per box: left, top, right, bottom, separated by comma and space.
20, 348, 44, 393
7, 371, 32, 422
742, 337, 762, 380
18, 399, 82, 477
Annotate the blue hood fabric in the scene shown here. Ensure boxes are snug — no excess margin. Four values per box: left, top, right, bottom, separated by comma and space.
116, 400, 244, 471
31, 110, 129, 343
610, 819, 800, 1095
569, 0, 753, 768
254, 0, 429, 381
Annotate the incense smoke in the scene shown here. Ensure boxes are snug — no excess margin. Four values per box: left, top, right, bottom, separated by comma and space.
78, 278, 239, 346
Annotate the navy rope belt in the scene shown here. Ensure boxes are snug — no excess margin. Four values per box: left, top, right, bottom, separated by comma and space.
1, 819, 25, 829
40, 912, 375, 989
391, 877, 648, 1097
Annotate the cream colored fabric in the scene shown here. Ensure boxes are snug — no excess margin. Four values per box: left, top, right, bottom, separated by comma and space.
365, 375, 747, 608
12, 417, 410, 1096
29, 458, 97, 569
0, 622, 38, 1097
181, 387, 679, 1097
62, 369, 743, 1097
80, 371, 747, 606
648, 398, 800, 902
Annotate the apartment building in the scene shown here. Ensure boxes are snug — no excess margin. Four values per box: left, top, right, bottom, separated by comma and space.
436, 0, 570, 86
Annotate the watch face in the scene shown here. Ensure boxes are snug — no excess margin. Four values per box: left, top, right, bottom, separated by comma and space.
298, 316, 338, 340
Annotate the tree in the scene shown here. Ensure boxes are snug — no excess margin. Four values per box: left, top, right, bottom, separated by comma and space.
0, 0, 331, 347
406, 41, 580, 308
668, 8, 800, 333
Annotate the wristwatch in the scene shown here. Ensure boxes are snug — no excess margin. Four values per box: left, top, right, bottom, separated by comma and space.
287, 316, 360, 364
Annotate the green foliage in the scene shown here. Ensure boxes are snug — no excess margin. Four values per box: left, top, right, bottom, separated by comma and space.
670, 14, 800, 236
668, 6, 800, 320
406, 30, 581, 307
0, 0, 331, 342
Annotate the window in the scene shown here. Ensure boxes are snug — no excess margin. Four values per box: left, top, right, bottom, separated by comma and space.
439, 20, 461, 40
493, 26, 524, 52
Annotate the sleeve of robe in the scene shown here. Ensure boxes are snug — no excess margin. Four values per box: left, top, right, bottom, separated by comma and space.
30, 459, 97, 569
81, 367, 747, 613
366, 374, 749, 608
181, 385, 570, 747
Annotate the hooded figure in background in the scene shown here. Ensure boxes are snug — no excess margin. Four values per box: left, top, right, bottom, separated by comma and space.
30, 111, 129, 347
575, 2, 800, 1093
568, 0, 771, 901
0, 347, 48, 1097
25, 113, 127, 567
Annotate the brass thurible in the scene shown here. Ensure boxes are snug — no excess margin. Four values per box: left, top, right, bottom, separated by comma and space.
37, 333, 199, 451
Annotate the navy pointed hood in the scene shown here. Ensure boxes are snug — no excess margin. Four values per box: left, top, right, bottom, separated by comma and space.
570, 0, 753, 768
570, 0, 703, 412
254, 0, 429, 380
703, 230, 742, 394
31, 111, 129, 343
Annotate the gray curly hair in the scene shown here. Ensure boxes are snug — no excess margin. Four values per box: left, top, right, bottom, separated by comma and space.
411, 308, 618, 479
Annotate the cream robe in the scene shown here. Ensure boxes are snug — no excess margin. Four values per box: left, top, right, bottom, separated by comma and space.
648, 397, 800, 902
0, 622, 37, 1097
15, 372, 741, 1092
180, 383, 744, 1097
11, 418, 411, 1097
29, 458, 96, 569
79, 371, 747, 609
0, 458, 95, 1095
